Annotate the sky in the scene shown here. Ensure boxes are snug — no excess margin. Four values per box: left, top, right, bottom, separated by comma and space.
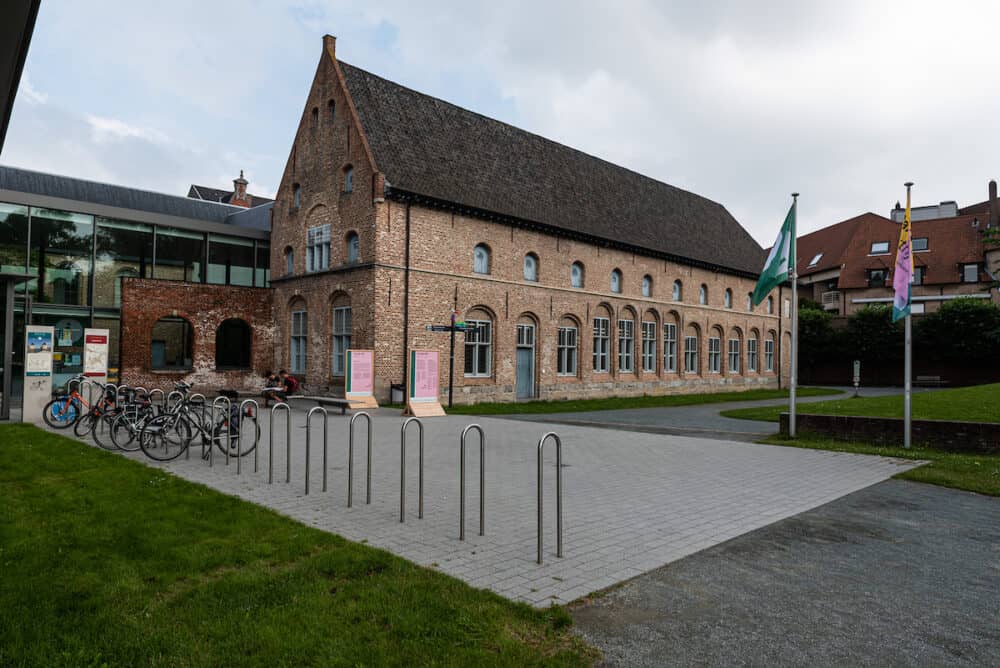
5, 0, 1000, 246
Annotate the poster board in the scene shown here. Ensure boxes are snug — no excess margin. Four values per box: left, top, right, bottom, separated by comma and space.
345, 349, 379, 409
403, 349, 445, 417
83, 328, 110, 381
23, 326, 54, 424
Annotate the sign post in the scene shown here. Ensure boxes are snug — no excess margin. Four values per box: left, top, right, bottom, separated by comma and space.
425, 310, 471, 408
83, 328, 110, 385
23, 325, 54, 423
345, 349, 379, 409
403, 349, 445, 417
852, 359, 861, 398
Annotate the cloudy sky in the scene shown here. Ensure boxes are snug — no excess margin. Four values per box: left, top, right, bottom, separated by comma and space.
5, 1, 999, 245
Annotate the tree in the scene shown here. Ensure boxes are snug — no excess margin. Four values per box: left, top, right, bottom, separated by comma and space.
915, 298, 1000, 363
797, 302, 837, 374
845, 305, 903, 364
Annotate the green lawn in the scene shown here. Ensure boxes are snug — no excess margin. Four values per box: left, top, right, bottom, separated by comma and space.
720, 383, 1000, 424
760, 434, 1000, 497
0, 425, 596, 667
447, 387, 839, 415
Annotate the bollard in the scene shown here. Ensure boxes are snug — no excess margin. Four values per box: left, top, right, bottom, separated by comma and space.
188, 393, 206, 461
305, 406, 329, 495
460, 424, 486, 540
238, 399, 259, 476
348, 412, 373, 507
537, 432, 564, 565
269, 403, 291, 484
211, 396, 231, 468
400, 417, 424, 522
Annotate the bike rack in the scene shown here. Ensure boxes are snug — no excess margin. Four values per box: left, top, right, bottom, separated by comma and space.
238, 399, 259, 476
537, 432, 564, 565
167, 390, 184, 413
211, 396, 231, 468
460, 424, 486, 540
305, 406, 329, 495
400, 417, 424, 522
188, 393, 206, 461
348, 412, 373, 507
269, 402, 291, 485
80, 379, 96, 407
148, 388, 165, 413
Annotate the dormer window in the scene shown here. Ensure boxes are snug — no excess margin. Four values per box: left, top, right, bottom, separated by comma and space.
807, 252, 823, 267
870, 241, 890, 255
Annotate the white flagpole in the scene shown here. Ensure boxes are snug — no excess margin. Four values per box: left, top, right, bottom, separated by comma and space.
904, 182, 913, 448
790, 193, 799, 438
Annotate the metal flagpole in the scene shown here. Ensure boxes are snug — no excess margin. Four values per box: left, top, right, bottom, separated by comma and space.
790, 193, 799, 438
904, 182, 913, 448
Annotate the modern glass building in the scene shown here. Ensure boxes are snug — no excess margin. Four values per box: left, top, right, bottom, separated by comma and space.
0, 166, 270, 401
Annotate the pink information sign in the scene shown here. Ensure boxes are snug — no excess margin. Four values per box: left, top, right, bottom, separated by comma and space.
346, 350, 374, 396
409, 350, 439, 402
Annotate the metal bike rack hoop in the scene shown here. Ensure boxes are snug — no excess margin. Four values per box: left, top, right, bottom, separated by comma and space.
537, 432, 564, 564
348, 411, 373, 507
210, 396, 231, 468
460, 424, 486, 541
238, 399, 260, 476
400, 417, 424, 522
268, 402, 291, 485
187, 393, 207, 461
148, 388, 165, 413
305, 406, 329, 495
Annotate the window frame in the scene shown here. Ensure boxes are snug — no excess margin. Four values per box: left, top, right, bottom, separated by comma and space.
343, 166, 353, 193
708, 336, 721, 373
663, 323, 677, 373
557, 326, 578, 376
912, 237, 928, 252
724, 289, 732, 309
306, 225, 331, 273
747, 336, 758, 372
570, 262, 584, 288
617, 318, 635, 373
346, 231, 359, 264
683, 335, 698, 374
764, 337, 775, 372
473, 244, 490, 275
610, 269, 622, 294
290, 309, 308, 374
331, 305, 352, 377
641, 320, 656, 372
592, 317, 610, 373
641, 275, 652, 298
672, 280, 682, 301
727, 338, 741, 374
962, 263, 979, 283
524, 253, 538, 281
870, 241, 890, 255
700, 284, 708, 305
463, 319, 492, 377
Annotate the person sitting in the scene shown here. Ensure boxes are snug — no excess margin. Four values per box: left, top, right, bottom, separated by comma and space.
262, 371, 285, 407
279, 369, 300, 397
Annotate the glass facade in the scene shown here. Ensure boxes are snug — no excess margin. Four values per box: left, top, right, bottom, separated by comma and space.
208, 234, 254, 286
95, 219, 153, 307
28, 208, 93, 306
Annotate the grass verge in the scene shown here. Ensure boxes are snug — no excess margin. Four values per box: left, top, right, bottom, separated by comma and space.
447, 386, 839, 415
760, 433, 1000, 497
0, 424, 597, 666
720, 382, 1000, 423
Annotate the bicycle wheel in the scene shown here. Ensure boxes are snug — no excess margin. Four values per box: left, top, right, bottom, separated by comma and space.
91, 412, 119, 451
139, 413, 192, 462
111, 412, 142, 452
74, 411, 97, 438
43, 398, 79, 429
213, 415, 260, 458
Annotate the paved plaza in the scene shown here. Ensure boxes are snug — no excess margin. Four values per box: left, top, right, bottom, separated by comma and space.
75, 408, 919, 607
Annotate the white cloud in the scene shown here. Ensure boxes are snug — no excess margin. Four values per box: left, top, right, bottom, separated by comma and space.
85, 115, 169, 145
17, 74, 48, 105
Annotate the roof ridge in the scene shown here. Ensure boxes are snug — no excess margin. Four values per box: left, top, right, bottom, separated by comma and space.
338, 60, 730, 212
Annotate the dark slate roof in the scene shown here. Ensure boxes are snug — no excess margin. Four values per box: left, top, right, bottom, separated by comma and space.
0, 165, 240, 223
224, 201, 272, 231
188, 184, 274, 207
340, 61, 766, 275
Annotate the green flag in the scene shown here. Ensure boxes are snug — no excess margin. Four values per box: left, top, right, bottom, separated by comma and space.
752, 203, 796, 307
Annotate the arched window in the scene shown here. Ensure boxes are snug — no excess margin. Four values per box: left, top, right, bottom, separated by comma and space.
311, 107, 319, 128
683, 324, 700, 375
346, 231, 359, 263
617, 308, 636, 372
747, 329, 760, 373
663, 312, 678, 373
332, 295, 351, 376
610, 269, 622, 294
767, 296, 774, 314
747, 293, 753, 311
727, 328, 742, 374
724, 289, 733, 309
292, 183, 301, 209
673, 280, 682, 301
473, 244, 490, 274
765, 331, 776, 372
570, 262, 584, 288
523, 253, 538, 281
216, 319, 251, 369
284, 246, 294, 275
700, 284, 708, 305
464, 308, 493, 377
557, 316, 579, 376
290, 299, 308, 374
708, 326, 722, 373
151, 316, 193, 370
343, 166, 353, 193
328, 99, 335, 121
642, 275, 652, 298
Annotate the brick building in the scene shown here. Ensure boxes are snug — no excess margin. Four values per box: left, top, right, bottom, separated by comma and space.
269, 36, 792, 404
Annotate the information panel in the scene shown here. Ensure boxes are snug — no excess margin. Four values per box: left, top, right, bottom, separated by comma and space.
83, 329, 110, 379
23, 326, 55, 424
345, 349, 378, 409
404, 349, 445, 417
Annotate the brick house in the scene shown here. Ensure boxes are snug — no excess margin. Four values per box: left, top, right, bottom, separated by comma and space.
269, 36, 792, 404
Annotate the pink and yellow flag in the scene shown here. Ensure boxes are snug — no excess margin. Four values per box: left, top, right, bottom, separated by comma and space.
892, 187, 913, 322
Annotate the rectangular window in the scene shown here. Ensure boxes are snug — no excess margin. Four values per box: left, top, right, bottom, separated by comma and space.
663, 323, 677, 373
516, 323, 535, 347
207, 234, 254, 286
255, 241, 270, 287
867, 269, 887, 288
557, 326, 578, 376
684, 336, 698, 374
912, 265, 925, 286
912, 237, 928, 252
94, 218, 152, 308
911, 303, 926, 314
464, 320, 492, 377
747, 338, 758, 372
765, 338, 774, 372
332, 306, 352, 376
870, 241, 890, 255
592, 317, 610, 372
618, 319, 634, 373
708, 337, 721, 373
290, 310, 308, 374
306, 225, 330, 272
962, 263, 979, 283
0, 202, 29, 281
728, 338, 741, 374
641, 321, 656, 372
28, 208, 94, 305
154, 226, 204, 283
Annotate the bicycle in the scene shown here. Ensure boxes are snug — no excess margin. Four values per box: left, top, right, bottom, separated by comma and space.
139, 384, 259, 462
73, 382, 118, 444
43, 375, 94, 429
109, 388, 158, 452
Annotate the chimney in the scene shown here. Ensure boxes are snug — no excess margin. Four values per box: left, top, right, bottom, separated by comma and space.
989, 179, 998, 229
323, 34, 337, 59
231, 170, 250, 208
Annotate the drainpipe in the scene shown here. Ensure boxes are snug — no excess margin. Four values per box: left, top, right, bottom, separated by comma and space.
401, 202, 411, 388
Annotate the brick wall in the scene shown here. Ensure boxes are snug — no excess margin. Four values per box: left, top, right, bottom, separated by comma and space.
120, 278, 274, 393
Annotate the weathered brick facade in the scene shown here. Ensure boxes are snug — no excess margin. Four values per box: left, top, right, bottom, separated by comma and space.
120, 278, 274, 393
268, 36, 792, 404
